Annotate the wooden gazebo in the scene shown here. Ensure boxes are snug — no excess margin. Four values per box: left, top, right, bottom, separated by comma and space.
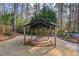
23, 18, 57, 47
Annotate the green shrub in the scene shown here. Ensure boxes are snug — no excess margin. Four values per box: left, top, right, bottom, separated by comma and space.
16, 16, 27, 33
1, 13, 27, 34
1, 13, 14, 26
3, 32, 12, 36
57, 30, 65, 37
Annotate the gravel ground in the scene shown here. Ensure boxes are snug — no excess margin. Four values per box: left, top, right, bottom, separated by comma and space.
0, 35, 79, 56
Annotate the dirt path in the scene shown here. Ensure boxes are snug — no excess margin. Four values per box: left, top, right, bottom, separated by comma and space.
0, 35, 79, 56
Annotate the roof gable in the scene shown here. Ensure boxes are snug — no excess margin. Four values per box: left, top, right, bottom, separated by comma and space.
23, 18, 56, 28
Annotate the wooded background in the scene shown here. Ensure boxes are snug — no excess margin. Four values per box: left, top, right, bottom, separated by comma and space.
0, 3, 79, 34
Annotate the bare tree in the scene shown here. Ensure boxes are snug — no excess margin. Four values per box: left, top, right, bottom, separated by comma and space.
25, 3, 29, 19
76, 4, 78, 32
77, 3, 79, 32
0, 3, 2, 25
57, 3, 64, 32
72, 4, 78, 32
13, 3, 18, 32
54, 3, 64, 32
68, 3, 72, 32
25, 3, 31, 23
20, 3, 25, 26
2, 3, 6, 14
21, 3, 24, 17
34, 3, 40, 15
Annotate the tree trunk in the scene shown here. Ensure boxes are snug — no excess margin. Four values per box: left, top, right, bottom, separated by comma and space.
20, 3, 24, 26
21, 3, 24, 17
76, 4, 78, 32
73, 4, 78, 32
25, 3, 30, 23
34, 3, 40, 15
13, 3, 18, 32
2, 3, 6, 14
60, 3, 63, 32
77, 3, 79, 32
68, 3, 72, 32
0, 3, 2, 25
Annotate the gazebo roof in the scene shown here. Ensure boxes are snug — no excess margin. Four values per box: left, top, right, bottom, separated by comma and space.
23, 18, 57, 28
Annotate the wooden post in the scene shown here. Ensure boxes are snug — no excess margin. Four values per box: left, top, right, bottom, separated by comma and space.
24, 27, 26, 45
54, 26, 56, 48
47, 32, 49, 40
48, 27, 51, 40
49, 28, 51, 36
48, 26, 51, 40
31, 29, 32, 40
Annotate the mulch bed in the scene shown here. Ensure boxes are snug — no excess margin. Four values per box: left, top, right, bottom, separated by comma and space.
66, 38, 79, 44
59, 36, 79, 44
25, 37, 54, 47
0, 33, 20, 42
